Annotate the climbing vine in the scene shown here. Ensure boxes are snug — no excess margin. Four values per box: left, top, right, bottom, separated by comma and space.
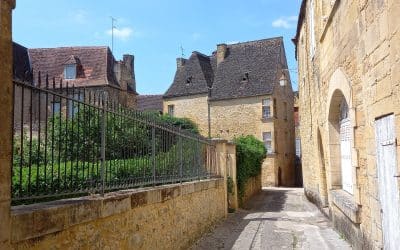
233, 135, 266, 200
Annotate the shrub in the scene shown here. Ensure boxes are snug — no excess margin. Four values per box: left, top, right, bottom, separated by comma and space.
233, 135, 266, 200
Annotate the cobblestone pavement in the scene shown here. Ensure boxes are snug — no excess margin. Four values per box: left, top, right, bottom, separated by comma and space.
192, 187, 351, 250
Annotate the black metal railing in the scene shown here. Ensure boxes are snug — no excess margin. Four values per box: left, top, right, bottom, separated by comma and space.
12, 74, 218, 204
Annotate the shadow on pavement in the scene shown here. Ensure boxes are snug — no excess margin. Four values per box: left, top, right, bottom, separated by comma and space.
192, 188, 290, 250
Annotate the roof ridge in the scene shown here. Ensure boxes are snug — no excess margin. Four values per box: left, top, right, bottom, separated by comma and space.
225, 37, 283, 47
28, 46, 109, 50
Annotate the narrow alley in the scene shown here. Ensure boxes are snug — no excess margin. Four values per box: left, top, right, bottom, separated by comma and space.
192, 188, 351, 250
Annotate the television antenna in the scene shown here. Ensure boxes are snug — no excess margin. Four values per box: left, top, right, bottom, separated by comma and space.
180, 45, 185, 57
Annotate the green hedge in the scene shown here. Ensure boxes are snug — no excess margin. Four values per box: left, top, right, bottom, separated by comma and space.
233, 135, 266, 200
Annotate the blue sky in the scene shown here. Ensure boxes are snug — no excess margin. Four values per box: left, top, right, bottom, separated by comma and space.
13, 0, 302, 94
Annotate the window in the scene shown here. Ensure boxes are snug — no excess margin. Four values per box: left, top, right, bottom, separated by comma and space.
242, 72, 249, 82
263, 132, 272, 154
273, 98, 277, 118
52, 101, 61, 114
262, 98, 271, 119
168, 105, 174, 116
68, 93, 84, 117
64, 64, 76, 79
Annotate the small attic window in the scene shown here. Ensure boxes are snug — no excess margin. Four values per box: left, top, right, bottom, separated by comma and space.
186, 76, 193, 85
242, 72, 249, 82
64, 64, 76, 79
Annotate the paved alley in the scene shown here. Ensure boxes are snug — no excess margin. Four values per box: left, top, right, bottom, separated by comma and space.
192, 188, 351, 250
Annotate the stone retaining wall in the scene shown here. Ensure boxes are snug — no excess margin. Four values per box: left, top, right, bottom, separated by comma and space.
241, 174, 262, 206
11, 179, 225, 249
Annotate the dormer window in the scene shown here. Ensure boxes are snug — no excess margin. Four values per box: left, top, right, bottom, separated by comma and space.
63, 55, 80, 80
186, 76, 193, 85
64, 64, 76, 79
242, 72, 249, 82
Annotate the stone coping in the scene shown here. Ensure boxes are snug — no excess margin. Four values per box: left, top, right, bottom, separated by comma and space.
331, 189, 361, 224
11, 178, 223, 243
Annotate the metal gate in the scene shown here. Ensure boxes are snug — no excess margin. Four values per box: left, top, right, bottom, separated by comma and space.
375, 114, 400, 249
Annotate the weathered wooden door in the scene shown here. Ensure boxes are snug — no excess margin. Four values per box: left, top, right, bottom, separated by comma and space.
340, 118, 353, 194
375, 114, 400, 249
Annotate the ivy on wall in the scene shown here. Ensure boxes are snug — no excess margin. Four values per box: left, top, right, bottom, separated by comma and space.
233, 135, 266, 201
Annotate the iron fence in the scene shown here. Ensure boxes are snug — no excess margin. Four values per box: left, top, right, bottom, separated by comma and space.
12, 74, 218, 204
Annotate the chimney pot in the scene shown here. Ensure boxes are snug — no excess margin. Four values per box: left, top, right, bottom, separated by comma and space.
176, 58, 186, 68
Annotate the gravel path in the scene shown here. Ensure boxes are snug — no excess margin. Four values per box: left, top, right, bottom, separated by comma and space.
192, 187, 351, 250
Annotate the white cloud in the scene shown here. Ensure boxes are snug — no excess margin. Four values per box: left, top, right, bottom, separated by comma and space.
106, 27, 134, 41
272, 16, 298, 29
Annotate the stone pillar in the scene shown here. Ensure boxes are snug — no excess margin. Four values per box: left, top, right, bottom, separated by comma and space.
213, 139, 228, 217
0, 0, 15, 248
226, 142, 238, 210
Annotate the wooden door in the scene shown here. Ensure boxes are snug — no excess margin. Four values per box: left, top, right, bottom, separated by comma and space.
375, 114, 400, 249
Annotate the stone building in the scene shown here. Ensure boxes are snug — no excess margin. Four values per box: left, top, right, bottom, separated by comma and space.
12, 43, 138, 129
293, 0, 400, 248
27, 45, 138, 108
137, 95, 163, 113
164, 37, 296, 187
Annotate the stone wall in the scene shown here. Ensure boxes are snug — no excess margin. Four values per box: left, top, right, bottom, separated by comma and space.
0, 0, 15, 248
163, 94, 209, 135
240, 174, 262, 206
210, 94, 295, 187
295, 0, 400, 248
163, 92, 296, 187
11, 179, 225, 249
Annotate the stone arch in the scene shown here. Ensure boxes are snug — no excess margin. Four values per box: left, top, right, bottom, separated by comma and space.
326, 68, 356, 194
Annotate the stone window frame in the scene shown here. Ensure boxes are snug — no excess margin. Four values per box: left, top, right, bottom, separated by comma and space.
262, 98, 272, 119
263, 132, 273, 154
167, 104, 174, 117
326, 68, 360, 207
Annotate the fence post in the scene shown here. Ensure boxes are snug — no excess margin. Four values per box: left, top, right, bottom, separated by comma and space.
179, 127, 183, 183
152, 126, 156, 186
100, 92, 107, 196
197, 138, 200, 180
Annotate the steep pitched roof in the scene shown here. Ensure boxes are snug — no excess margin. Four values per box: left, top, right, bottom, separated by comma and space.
13, 42, 32, 82
210, 37, 282, 100
164, 52, 215, 98
164, 37, 284, 101
28, 46, 119, 88
137, 95, 163, 112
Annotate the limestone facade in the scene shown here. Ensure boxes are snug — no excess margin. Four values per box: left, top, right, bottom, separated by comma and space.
164, 38, 296, 187
163, 94, 209, 134
294, 0, 400, 248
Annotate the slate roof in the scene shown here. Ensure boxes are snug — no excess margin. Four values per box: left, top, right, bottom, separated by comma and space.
163, 52, 215, 98
28, 46, 119, 88
136, 95, 163, 112
164, 37, 284, 101
211, 38, 283, 100
13, 42, 32, 82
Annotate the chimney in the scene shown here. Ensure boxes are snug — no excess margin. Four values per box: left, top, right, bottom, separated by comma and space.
217, 43, 227, 65
176, 58, 186, 68
115, 54, 136, 91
